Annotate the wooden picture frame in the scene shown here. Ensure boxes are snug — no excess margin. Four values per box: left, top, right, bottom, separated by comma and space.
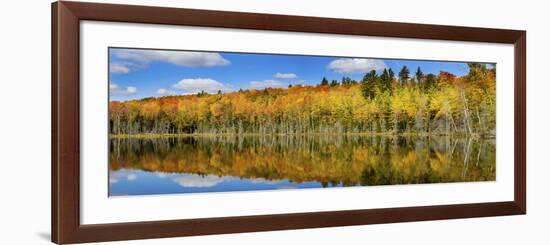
52, 1, 526, 244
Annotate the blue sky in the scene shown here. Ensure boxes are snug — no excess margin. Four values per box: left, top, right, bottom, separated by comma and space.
109, 47, 486, 101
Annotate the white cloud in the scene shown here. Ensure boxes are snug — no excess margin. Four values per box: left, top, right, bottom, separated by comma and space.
173, 174, 225, 188
111, 49, 230, 74
250, 80, 284, 89
156, 173, 168, 178
109, 61, 132, 74
109, 170, 138, 183
156, 88, 177, 96
110, 81, 137, 96
327, 58, 387, 74
249, 178, 283, 185
274, 72, 297, 79
172, 78, 233, 94
126, 173, 137, 181
109, 82, 118, 90
125, 87, 137, 94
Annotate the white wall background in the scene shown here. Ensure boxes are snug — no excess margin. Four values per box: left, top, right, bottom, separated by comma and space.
0, 0, 548, 244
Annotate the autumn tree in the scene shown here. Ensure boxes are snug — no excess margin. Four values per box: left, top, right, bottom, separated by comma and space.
424, 73, 436, 90
109, 65, 495, 137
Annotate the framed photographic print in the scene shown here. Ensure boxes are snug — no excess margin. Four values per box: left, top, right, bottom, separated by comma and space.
52, 1, 526, 244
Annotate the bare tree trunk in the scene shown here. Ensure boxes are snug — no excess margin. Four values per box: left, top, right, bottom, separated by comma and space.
461, 90, 472, 134
393, 112, 399, 134
476, 108, 484, 134
476, 140, 482, 166
462, 137, 473, 180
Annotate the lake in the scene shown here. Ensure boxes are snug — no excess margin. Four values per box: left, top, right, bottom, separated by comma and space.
109, 135, 496, 196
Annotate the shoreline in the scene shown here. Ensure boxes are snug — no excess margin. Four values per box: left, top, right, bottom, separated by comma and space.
109, 132, 495, 139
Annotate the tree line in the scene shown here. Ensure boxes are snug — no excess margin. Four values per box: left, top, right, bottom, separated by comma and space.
109, 63, 496, 136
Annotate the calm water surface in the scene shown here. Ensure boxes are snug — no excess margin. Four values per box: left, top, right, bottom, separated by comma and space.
109, 135, 495, 196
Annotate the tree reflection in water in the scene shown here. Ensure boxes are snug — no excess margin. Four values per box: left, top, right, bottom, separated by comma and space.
109, 135, 495, 196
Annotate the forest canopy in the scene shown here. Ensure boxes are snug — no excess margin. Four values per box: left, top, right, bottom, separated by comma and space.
109, 63, 496, 137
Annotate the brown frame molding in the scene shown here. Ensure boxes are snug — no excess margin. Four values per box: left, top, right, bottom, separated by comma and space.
52, 1, 526, 244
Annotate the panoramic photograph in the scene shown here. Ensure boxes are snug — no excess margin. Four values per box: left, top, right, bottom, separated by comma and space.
108, 47, 496, 196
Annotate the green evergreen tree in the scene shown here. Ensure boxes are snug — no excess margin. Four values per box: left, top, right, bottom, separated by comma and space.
197, 90, 208, 97
398, 66, 410, 85
361, 70, 378, 99
380, 68, 391, 92
341, 76, 353, 86
467, 63, 488, 82
425, 73, 436, 89
415, 66, 423, 84
320, 77, 329, 86
388, 68, 395, 83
